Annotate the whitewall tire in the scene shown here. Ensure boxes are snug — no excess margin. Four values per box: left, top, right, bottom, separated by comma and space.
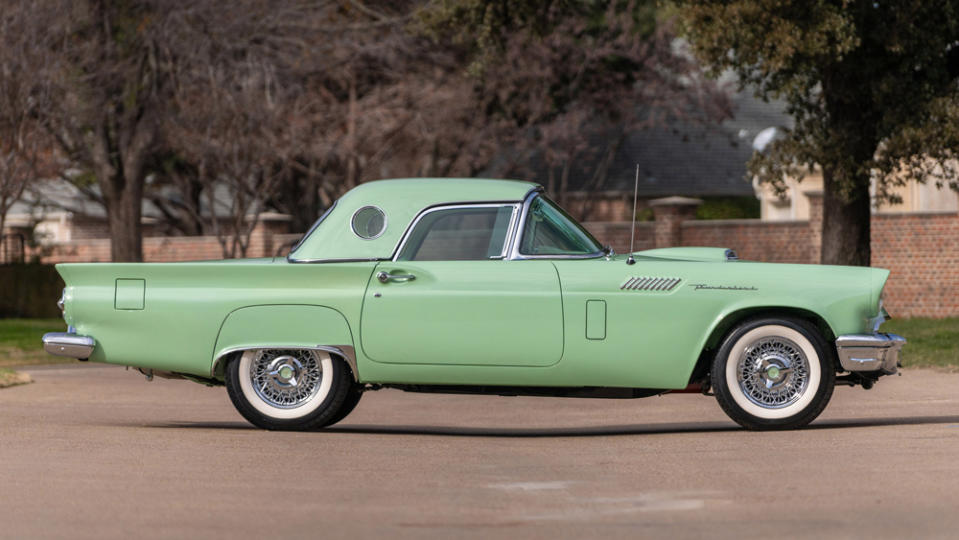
711, 318, 835, 430
225, 348, 353, 430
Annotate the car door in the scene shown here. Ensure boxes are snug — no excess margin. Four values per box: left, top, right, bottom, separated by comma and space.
360, 203, 564, 367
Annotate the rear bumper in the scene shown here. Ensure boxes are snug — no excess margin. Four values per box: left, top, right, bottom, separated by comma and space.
42, 332, 95, 359
835, 333, 906, 375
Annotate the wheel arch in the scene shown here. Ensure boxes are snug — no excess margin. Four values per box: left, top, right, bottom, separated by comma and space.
211, 304, 359, 381
688, 306, 838, 385
212, 345, 357, 382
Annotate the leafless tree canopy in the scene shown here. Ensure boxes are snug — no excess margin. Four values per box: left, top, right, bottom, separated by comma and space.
0, 1, 51, 242
0, 0, 727, 260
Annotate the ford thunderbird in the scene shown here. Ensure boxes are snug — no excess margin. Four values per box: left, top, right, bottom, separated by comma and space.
43, 178, 905, 430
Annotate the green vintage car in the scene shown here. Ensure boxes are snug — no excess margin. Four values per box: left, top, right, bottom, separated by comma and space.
43, 178, 905, 430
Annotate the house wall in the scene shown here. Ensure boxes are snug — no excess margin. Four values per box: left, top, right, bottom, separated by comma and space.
756, 170, 959, 220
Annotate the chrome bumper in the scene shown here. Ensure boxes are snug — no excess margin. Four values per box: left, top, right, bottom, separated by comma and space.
835, 333, 906, 375
42, 332, 95, 359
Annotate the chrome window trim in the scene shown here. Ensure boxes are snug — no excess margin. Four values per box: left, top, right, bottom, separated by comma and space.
387, 188, 543, 261
287, 257, 386, 264
287, 201, 338, 261
391, 203, 522, 262
508, 192, 605, 261
350, 205, 388, 240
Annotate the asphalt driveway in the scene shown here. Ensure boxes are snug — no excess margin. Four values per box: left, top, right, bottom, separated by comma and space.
2, 364, 958, 539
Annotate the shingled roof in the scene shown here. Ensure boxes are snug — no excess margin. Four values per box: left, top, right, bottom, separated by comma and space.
534, 90, 793, 198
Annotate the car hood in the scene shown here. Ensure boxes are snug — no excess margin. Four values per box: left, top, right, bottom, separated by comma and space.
632, 247, 738, 262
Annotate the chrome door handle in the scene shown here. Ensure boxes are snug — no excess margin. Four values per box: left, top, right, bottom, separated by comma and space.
377, 271, 416, 284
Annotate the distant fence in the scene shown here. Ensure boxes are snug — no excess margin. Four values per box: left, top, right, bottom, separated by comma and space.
0, 233, 24, 264
20, 194, 959, 318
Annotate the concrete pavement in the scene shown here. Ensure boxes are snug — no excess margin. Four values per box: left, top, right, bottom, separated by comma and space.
2, 364, 958, 539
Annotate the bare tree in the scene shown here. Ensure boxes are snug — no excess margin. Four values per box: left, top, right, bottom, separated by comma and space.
0, 0, 191, 261
0, 2, 49, 243
2, 0, 730, 259
164, 0, 500, 234
171, 68, 291, 258
452, 3, 732, 211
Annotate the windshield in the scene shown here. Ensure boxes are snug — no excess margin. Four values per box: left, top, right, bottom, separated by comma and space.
519, 196, 603, 256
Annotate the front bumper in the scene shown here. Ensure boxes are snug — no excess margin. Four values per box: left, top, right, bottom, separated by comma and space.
42, 332, 95, 359
835, 333, 906, 375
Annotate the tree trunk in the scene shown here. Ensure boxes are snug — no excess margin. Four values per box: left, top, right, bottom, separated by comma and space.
820, 167, 871, 266
102, 170, 144, 262
93, 117, 149, 262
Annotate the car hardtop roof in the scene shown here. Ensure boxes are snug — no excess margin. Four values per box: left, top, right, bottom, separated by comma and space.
343, 177, 541, 207
289, 177, 542, 262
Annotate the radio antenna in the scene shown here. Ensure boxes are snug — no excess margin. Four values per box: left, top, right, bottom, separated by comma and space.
626, 163, 639, 265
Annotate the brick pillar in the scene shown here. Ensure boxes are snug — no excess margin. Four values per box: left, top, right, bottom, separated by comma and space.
805, 190, 823, 264
649, 196, 702, 248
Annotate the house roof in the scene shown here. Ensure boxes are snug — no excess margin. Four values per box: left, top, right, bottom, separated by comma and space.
537, 89, 794, 198
7, 178, 278, 223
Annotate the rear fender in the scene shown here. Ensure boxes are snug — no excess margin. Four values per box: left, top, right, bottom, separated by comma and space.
211, 305, 357, 380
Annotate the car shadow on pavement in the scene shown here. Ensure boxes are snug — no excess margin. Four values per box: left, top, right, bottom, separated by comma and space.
140, 414, 959, 436
326, 414, 959, 437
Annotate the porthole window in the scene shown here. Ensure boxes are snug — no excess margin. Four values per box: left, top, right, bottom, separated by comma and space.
351, 206, 387, 239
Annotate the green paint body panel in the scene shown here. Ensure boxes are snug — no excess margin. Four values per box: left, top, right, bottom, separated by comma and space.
51, 178, 891, 390
361, 260, 563, 367
214, 305, 354, 361
58, 259, 375, 376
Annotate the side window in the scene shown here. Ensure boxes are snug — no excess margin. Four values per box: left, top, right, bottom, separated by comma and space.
397, 205, 515, 261
519, 197, 603, 256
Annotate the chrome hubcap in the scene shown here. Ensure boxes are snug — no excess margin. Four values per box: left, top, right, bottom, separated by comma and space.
250, 350, 323, 408
737, 337, 809, 408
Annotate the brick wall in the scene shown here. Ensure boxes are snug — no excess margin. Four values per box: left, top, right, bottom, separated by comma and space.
28, 198, 959, 318
35, 219, 299, 263
581, 222, 656, 253
679, 220, 813, 263
871, 212, 959, 318
582, 195, 959, 318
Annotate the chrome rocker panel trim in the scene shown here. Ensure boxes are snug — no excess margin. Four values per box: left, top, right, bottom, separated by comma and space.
42, 332, 95, 359
835, 333, 906, 374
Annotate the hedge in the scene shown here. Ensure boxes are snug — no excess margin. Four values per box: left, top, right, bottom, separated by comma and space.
0, 264, 64, 319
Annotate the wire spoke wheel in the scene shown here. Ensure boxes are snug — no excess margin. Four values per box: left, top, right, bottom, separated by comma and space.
250, 349, 324, 409
712, 318, 835, 430
225, 347, 354, 430
737, 336, 810, 409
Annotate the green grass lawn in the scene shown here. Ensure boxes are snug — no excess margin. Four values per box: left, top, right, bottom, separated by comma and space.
0, 318, 71, 367
0, 316, 955, 370
881, 317, 959, 369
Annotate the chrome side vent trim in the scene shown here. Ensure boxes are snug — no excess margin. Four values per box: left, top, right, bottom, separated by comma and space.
620, 276, 682, 291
